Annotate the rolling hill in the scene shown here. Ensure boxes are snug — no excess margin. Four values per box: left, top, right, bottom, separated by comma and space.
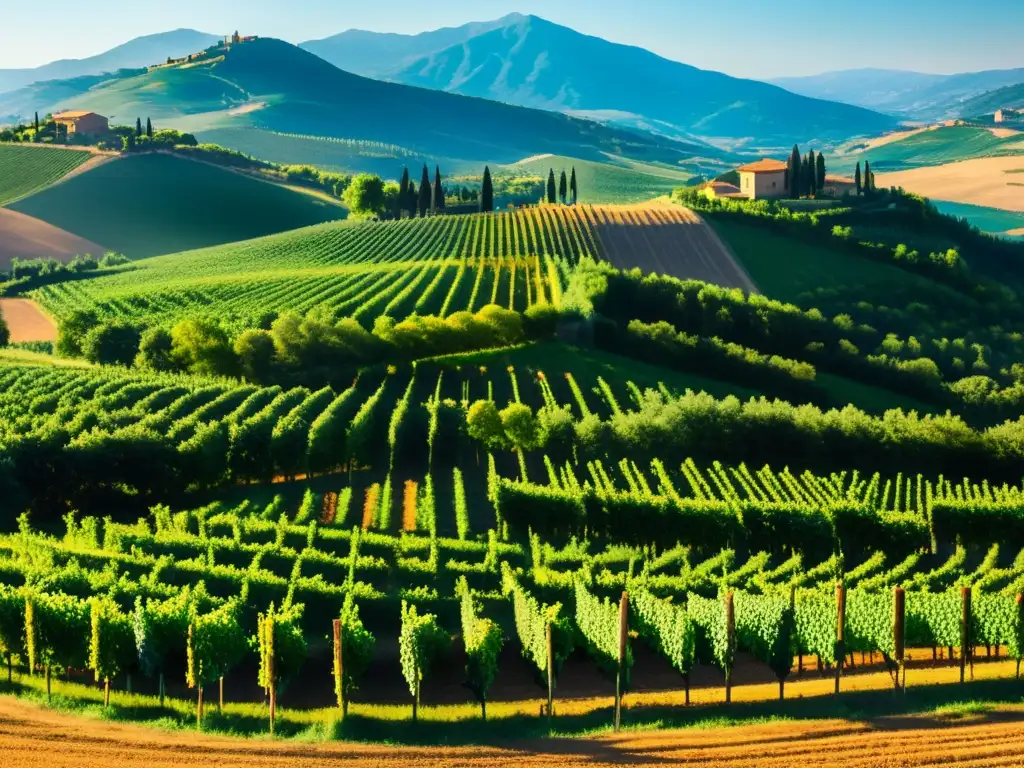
9, 37, 712, 175
958, 83, 1024, 119
318, 14, 896, 144
771, 66, 1024, 119
0, 29, 220, 96
7, 153, 347, 258
829, 125, 1024, 174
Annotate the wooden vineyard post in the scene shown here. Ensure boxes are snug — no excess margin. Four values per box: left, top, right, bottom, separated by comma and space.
893, 587, 905, 692
725, 591, 735, 704
960, 587, 971, 684
268, 646, 276, 735
219, 676, 224, 713
103, 677, 110, 708
545, 621, 554, 721
197, 685, 204, 727
158, 671, 165, 708
835, 582, 846, 695
333, 619, 345, 716
1017, 595, 1023, 681
614, 591, 628, 733
45, 664, 51, 702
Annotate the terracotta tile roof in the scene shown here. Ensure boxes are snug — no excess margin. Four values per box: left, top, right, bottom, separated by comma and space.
53, 111, 100, 120
738, 158, 788, 173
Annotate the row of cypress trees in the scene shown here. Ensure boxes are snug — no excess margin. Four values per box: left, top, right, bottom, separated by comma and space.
396, 164, 446, 218
853, 160, 876, 196
546, 167, 578, 205
786, 145, 827, 198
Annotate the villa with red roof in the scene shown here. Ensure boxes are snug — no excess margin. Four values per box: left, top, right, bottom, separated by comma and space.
737, 158, 788, 200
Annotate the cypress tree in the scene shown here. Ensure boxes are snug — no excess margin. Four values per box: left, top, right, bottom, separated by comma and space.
433, 166, 444, 212
807, 149, 817, 197
480, 167, 494, 212
558, 170, 567, 204
398, 168, 410, 217
570, 167, 578, 204
864, 160, 873, 195
146, 118, 153, 138
418, 165, 431, 216
33, 112, 39, 136
788, 145, 801, 198
135, 118, 142, 137
854, 162, 862, 195
816, 153, 826, 193
407, 180, 418, 217
546, 169, 556, 204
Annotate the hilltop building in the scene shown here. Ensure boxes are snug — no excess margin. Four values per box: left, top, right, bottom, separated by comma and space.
737, 158, 788, 200
995, 108, 1022, 124
52, 111, 108, 135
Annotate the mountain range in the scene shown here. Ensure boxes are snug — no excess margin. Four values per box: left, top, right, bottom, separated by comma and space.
302, 14, 896, 144
0, 29, 221, 95
771, 67, 1024, 119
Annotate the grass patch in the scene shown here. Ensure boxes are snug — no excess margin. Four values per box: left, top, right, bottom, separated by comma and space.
9, 153, 347, 258
0, 144, 91, 206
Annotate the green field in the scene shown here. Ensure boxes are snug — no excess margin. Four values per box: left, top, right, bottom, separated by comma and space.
506, 154, 695, 204
9, 153, 346, 257
0, 144, 91, 205
709, 218, 969, 312
932, 200, 1024, 239
831, 126, 1024, 174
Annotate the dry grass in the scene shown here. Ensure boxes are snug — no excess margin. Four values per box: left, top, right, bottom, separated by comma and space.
876, 156, 1024, 213
361, 483, 379, 531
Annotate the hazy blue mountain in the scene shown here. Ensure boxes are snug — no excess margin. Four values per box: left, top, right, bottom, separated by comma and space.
957, 82, 1024, 119
14, 37, 710, 170
771, 67, 1024, 118
300, 14, 523, 78
0, 29, 221, 96
380, 15, 895, 142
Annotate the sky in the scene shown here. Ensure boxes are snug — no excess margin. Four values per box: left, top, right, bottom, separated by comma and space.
2, 0, 1023, 78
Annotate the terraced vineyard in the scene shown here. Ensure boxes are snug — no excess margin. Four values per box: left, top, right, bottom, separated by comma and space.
30, 204, 754, 332
0, 145, 91, 206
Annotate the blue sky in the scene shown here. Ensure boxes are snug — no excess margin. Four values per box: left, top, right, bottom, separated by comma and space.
3, 0, 1023, 78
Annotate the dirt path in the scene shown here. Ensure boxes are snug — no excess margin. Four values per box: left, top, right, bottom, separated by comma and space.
2, 696, 1023, 767
0, 298, 57, 343
0, 207, 107, 270
877, 156, 1024, 213
590, 202, 758, 293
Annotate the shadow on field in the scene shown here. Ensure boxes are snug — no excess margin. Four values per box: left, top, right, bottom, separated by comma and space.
3, 676, 1024, 747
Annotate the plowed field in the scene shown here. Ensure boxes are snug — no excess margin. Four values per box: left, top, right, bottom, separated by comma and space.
590, 203, 758, 292
0, 298, 57, 342
2, 696, 1023, 767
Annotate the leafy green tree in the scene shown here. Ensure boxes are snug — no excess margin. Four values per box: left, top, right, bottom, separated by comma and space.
342, 173, 386, 220
418, 165, 432, 217
186, 600, 247, 723
134, 327, 175, 371
121, 134, 135, 152
558, 170, 568, 204
82, 321, 141, 366
399, 601, 449, 721
457, 577, 503, 719
57, 309, 99, 357
855, 161, 862, 195
467, 400, 507, 450
234, 329, 277, 383
547, 169, 557, 203
433, 166, 444, 212
89, 596, 135, 706
480, 166, 494, 212
788, 145, 801, 198
500, 402, 541, 453
0, 312, 9, 348
570, 167, 578, 204
170, 318, 238, 377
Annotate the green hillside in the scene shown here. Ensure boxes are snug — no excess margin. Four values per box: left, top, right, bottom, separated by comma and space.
8, 153, 346, 257
505, 154, 698, 204
830, 126, 1024, 174
0, 144, 91, 205
29, 37, 705, 177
